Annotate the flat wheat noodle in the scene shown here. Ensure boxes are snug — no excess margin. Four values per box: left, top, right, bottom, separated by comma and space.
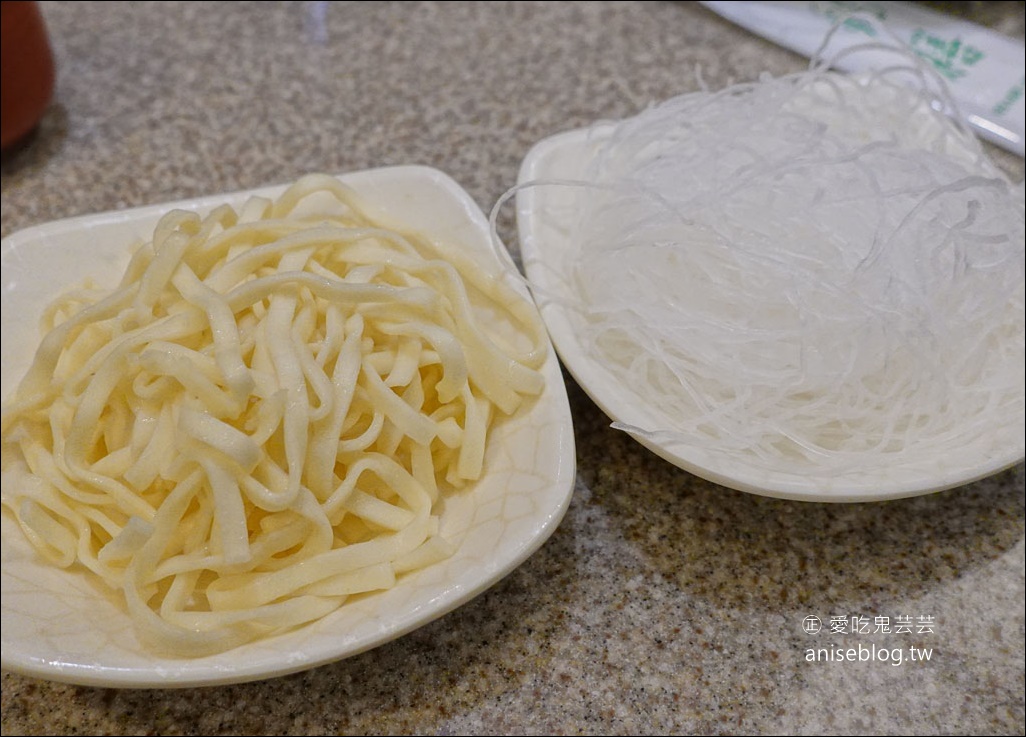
1, 174, 547, 656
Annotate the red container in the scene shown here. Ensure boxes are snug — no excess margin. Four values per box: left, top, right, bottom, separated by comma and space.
1, 1, 55, 151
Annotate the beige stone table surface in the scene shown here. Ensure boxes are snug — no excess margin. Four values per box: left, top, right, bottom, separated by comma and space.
2, 2, 1023, 734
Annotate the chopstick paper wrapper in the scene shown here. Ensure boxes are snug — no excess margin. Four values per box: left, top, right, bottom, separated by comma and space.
701, 1, 1025, 157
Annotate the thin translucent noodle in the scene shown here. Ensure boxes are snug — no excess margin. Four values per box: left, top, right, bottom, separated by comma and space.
562, 65, 1024, 480
0, 174, 546, 656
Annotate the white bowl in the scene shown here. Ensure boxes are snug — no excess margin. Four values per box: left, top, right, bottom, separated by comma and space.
516, 127, 1024, 502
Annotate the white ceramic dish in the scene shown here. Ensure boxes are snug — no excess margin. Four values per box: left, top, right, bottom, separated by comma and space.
516, 127, 1024, 502
0, 166, 576, 688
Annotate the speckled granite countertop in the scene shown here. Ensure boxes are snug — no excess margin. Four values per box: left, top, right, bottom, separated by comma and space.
2, 2, 1024, 734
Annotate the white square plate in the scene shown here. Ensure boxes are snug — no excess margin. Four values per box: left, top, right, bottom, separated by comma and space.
1, 166, 576, 687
